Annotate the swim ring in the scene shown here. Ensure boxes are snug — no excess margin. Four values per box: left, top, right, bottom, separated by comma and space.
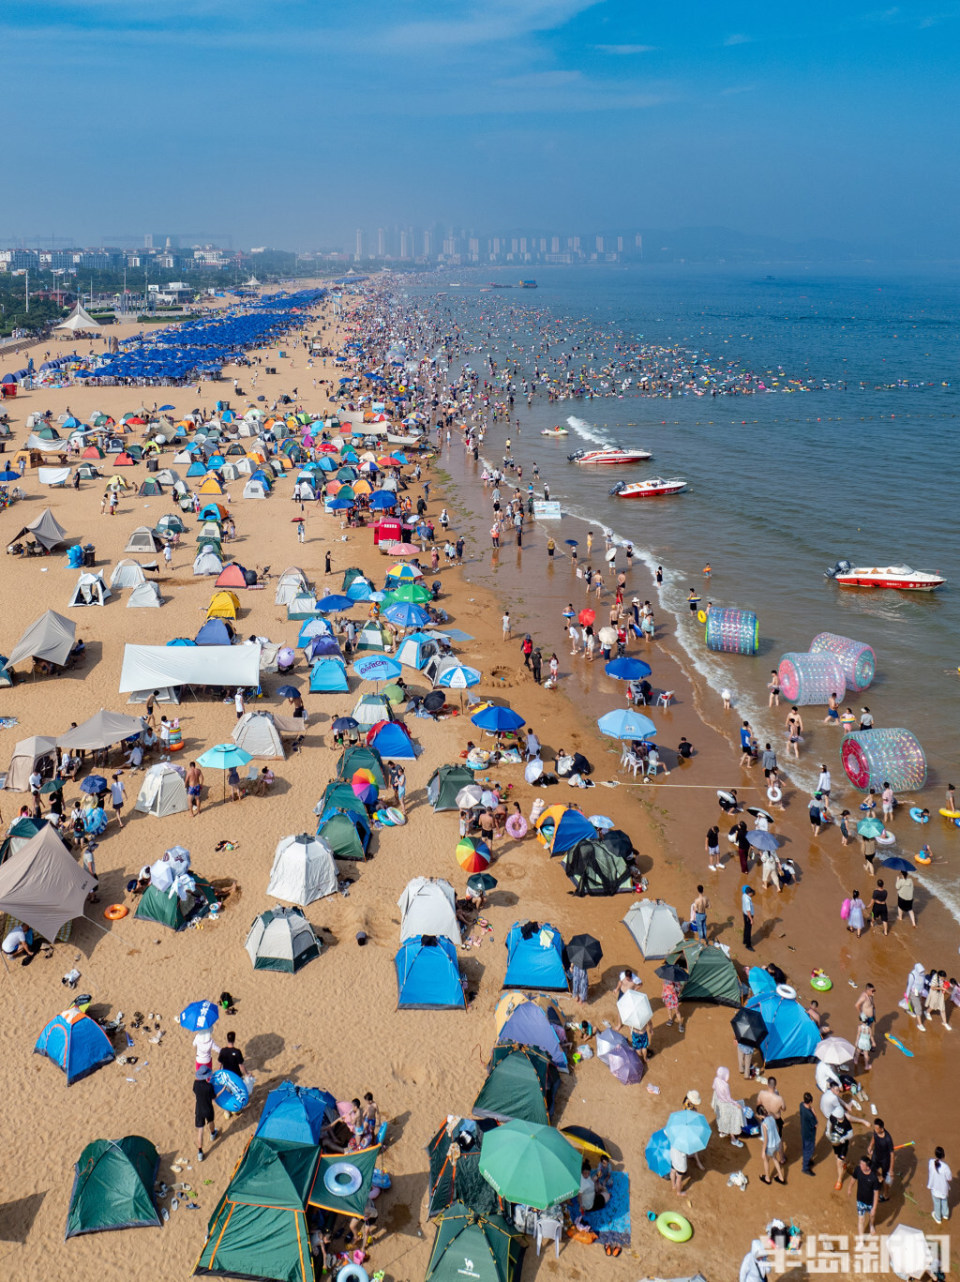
324, 1162, 363, 1197
811, 970, 832, 992
656, 1211, 692, 1243
775, 983, 797, 1000
337, 1267, 369, 1282
506, 814, 528, 839
104, 904, 128, 920
909, 807, 929, 824
939, 808, 960, 819
385, 806, 405, 826
767, 786, 782, 803
916, 849, 933, 866
876, 830, 896, 846
697, 610, 707, 623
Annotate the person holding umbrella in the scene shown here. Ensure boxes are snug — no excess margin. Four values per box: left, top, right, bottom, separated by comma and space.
566, 934, 602, 1006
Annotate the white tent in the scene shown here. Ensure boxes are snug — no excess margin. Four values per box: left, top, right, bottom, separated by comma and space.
193, 550, 223, 576
3, 735, 58, 792
134, 763, 188, 817
245, 907, 320, 973
128, 581, 163, 608
119, 643, 261, 693
156, 468, 181, 486
221, 463, 240, 482
125, 526, 160, 554
397, 877, 460, 946
267, 834, 337, 906
68, 572, 111, 607
274, 567, 309, 606
231, 711, 286, 759
8, 610, 76, 669
109, 559, 147, 590
234, 457, 254, 474
55, 303, 102, 332
622, 900, 685, 960
0, 825, 95, 940
242, 479, 268, 499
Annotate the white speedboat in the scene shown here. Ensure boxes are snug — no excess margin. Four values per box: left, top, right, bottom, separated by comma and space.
610, 477, 687, 498
825, 560, 946, 591
567, 447, 651, 465
541, 426, 568, 437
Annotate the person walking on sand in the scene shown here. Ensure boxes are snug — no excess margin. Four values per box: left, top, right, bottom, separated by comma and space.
186, 761, 204, 816
194, 1066, 219, 1163
706, 825, 721, 872
849, 1155, 880, 1236
881, 781, 896, 826
925, 970, 951, 1029
711, 1067, 745, 1148
692, 885, 709, 943
870, 881, 889, 935
234, 688, 245, 721
855, 983, 878, 1048
895, 871, 917, 928
501, 611, 511, 640
756, 1105, 786, 1185
742, 885, 756, 951
928, 1147, 952, 1224
845, 889, 866, 938
109, 772, 126, 828
767, 670, 780, 708
904, 963, 927, 1032
800, 1092, 818, 1175
785, 707, 803, 758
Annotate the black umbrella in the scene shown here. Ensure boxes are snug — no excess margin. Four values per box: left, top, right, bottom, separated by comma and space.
601, 829, 633, 860
730, 1006, 768, 1050
566, 933, 603, 969
423, 690, 445, 712
655, 963, 689, 984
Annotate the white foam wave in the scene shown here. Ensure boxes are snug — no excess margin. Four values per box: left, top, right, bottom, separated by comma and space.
566, 415, 612, 447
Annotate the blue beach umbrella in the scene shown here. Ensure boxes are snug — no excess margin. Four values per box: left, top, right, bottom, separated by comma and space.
382, 602, 431, 629
436, 664, 482, 690
328, 497, 355, 510
597, 709, 657, 740
197, 744, 252, 771
604, 656, 652, 681
179, 1000, 219, 1031
353, 654, 402, 683
747, 830, 781, 852
471, 705, 525, 733
276, 685, 301, 698
331, 717, 360, 733
315, 594, 355, 612
645, 1129, 672, 1178
664, 1110, 712, 1155
79, 775, 108, 795
881, 856, 917, 873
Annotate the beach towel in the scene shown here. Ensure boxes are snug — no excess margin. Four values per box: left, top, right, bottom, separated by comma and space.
583, 1171, 630, 1246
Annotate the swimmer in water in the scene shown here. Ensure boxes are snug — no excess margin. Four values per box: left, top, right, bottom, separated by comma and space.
703, 563, 712, 577
687, 589, 700, 612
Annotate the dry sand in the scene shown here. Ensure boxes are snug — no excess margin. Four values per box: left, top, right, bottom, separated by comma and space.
0, 290, 954, 1281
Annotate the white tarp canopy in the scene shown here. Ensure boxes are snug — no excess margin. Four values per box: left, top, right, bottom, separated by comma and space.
38, 467, 71, 486
55, 303, 102, 332
57, 708, 144, 751
8, 610, 76, 668
397, 877, 460, 946
119, 643, 261, 693
0, 825, 95, 939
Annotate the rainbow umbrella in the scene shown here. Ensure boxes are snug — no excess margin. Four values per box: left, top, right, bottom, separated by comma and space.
456, 837, 492, 872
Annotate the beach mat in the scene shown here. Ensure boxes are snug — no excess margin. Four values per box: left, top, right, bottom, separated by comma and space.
583, 1170, 630, 1246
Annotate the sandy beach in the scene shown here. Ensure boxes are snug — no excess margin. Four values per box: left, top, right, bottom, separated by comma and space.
0, 285, 955, 1282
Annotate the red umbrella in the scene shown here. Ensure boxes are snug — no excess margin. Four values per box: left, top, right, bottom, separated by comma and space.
579, 608, 596, 626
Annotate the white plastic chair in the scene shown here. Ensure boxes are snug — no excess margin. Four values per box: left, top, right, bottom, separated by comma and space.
535, 1216, 563, 1258
619, 750, 640, 776
657, 690, 674, 708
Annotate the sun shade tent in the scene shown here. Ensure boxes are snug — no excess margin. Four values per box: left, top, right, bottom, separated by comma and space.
367, 720, 418, 760
665, 940, 743, 1007
395, 935, 465, 1009
0, 824, 96, 938
563, 837, 634, 896
195, 1137, 320, 1282
57, 709, 144, 752
395, 632, 441, 670
623, 899, 685, 960
3, 734, 58, 792
337, 744, 386, 788
425, 1204, 526, 1282
8, 610, 76, 669
397, 877, 460, 945
267, 835, 337, 906
745, 989, 822, 1066
245, 907, 320, 973
428, 764, 477, 811
473, 1044, 560, 1126
256, 1083, 336, 1147
65, 1136, 162, 1237
502, 922, 569, 992
9, 508, 68, 551
68, 573, 111, 607
427, 1122, 506, 1219
134, 763, 188, 818
128, 581, 163, 608
109, 559, 147, 590
119, 644, 261, 693
35, 1008, 115, 1084
124, 526, 161, 554
274, 568, 310, 607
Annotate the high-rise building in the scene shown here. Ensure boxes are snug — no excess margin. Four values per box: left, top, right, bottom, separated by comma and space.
399, 229, 411, 260
595, 234, 605, 254
423, 228, 433, 259
377, 227, 386, 257
551, 236, 560, 254
144, 234, 154, 249
354, 228, 365, 260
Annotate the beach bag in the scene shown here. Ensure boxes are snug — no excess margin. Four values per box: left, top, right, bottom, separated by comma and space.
840, 898, 851, 921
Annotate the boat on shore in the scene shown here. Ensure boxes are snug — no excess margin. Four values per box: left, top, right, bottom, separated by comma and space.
825, 560, 946, 591
541, 426, 568, 437
568, 447, 651, 465
610, 477, 687, 498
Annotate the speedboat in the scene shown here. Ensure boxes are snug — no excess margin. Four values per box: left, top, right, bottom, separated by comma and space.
825, 560, 946, 591
541, 426, 569, 437
610, 477, 687, 498
567, 447, 651, 465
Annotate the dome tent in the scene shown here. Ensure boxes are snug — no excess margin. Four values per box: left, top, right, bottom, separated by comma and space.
65, 1135, 162, 1237
134, 876, 216, 930
315, 808, 371, 861
109, 558, 147, 590
427, 763, 476, 812
367, 720, 418, 760
622, 899, 685, 960
192, 550, 223, 577
563, 837, 634, 896
397, 877, 459, 946
267, 834, 337, 906
245, 906, 320, 973
127, 581, 163, 608
494, 995, 568, 1071
424, 1204, 525, 1282
3, 734, 57, 793
746, 988, 821, 1066
274, 567, 309, 607
337, 743, 386, 788
232, 710, 299, 759
124, 526, 161, 554
666, 940, 743, 1007
68, 573, 111, 607
134, 763, 188, 818
427, 1120, 505, 1219
472, 1043, 559, 1125
35, 1008, 115, 1084
255, 1082, 336, 1146
309, 658, 349, 693
502, 922, 569, 992
395, 935, 465, 1009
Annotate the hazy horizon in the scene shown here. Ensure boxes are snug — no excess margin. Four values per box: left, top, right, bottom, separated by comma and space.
6, 1, 959, 257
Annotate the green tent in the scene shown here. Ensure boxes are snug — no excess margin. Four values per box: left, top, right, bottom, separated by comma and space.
316, 810, 368, 861
427, 764, 477, 812
425, 1204, 525, 1282
66, 1135, 161, 1238
308, 1143, 381, 1217
195, 1137, 319, 1282
472, 1044, 558, 1127
341, 567, 366, 592
427, 1120, 505, 1219
666, 940, 743, 1007
318, 781, 369, 823
562, 837, 634, 896
337, 744, 386, 789
0, 817, 44, 865
135, 876, 216, 930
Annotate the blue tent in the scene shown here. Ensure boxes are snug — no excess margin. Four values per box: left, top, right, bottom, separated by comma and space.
308, 635, 343, 662
745, 991, 821, 1067
367, 721, 417, 760
297, 617, 332, 647
748, 966, 777, 997
195, 618, 234, 645
549, 809, 596, 856
255, 1082, 336, 1145
187, 460, 208, 478
497, 1002, 568, 1071
309, 658, 349, 693
503, 923, 569, 992
35, 1011, 115, 1084
395, 936, 465, 1010
198, 504, 224, 521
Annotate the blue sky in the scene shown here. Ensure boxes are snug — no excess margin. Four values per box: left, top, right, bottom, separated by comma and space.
5, 1, 959, 252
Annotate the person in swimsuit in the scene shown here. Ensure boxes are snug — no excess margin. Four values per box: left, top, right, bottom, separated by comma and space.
785, 708, 803, 758
768, 671, 781, 708
185, 761, 204, 815
823, 692, 841, 724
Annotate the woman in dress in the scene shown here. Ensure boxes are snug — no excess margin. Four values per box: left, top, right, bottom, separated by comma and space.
662, 979, 684, 1034
711, 1066, 745, 1148
846, 889, 866, 939
925, 970, 952, 1030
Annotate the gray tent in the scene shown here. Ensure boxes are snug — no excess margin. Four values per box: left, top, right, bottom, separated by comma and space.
68, 573, 111, 607
397, 877, 460, 946
193, 550, 223, 576
232, 711, 303, 759
242, 480, 268, 500
3, 735, 58, 793
0, 825, 95, 940
57, 709, 144, 752
134, 763, 188, 817
124, 526, 161, 554
266, 834, 337, 906
9, 508, 68, 551
245, 907, 320, 973
8, 610, 76, 669
109, 559, 147, 590
274, 567, 309, 607
622, 900, 685, 960
127, 581, 163, 609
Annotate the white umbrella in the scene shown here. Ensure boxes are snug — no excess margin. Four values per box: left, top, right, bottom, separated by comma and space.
524, 760, 544, 784
598, 626, 618, 646
456, 785, 484, 808
886, 1224, 934, 1280
814, 1036, 856, 1065
616, 990, 653, 1030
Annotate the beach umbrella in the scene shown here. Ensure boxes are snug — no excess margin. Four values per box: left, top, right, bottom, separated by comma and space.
747, 830, 781, 852
79, 775, 108, 795
331, 717, 359, 734
422, 691, 445, 713
383, 583, 431, 604
578, 608, 595, 626
664, 1110, 711, 1156
886, 1225, 934, 1279
597, 709, 657, 740
386, 562, 422, 581
316, 594, 355, 612
382, 683, 405, 705
616, 990, 653, 1030
564, 539, 579, 547
353, 654, 402, 685
566, 934, 603, 969
436, 663, 481, 690
598, 626, 618, 647
0, 469, 21, 481
328, 497, 354, 510
588, 814, 614, 830
276, 685, 300, 699
383, 542, 419, 557
352, 775, 378, 805
857, 817, 884, 837
197, 743, 252, 800
471, 705, 525, 733
730, 1006, 768, 1049
382, 602, 431, 629
559, 1126, 612, 1160
524, 760, 544, 783
645, 1129, 672, 1178
456, 837, 491, 872
478, 1119, 581, 1209
814, 1037, 856, 1065
881, 856, 917, 873
158, 404, 175, 412
467, 872, 498, 896
456, 785, 484, 808
604, 656, 652, 680
178, 1000, 219, 1031
41, 778, 65, 794
654, 963, 689, 984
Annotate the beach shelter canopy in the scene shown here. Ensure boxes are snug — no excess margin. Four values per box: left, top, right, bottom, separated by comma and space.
267, 834, 337, 906
124, 526, 161, 554
745, 989, 822, 1066
128, 581, 163, 609
134, 763, 188, 818
395, 935, 465, 1009
623, 899, 685, 960
665, 941, 743, 1007
8, 609, 76, 668
3, 734, 58, 793
0, 824, 95, 938
35, 1008, 114, 1084
57, 709, 143, 751
68, 572, 111, 607
503, 922, 568, 992
245, 907, 320, 973
109, 559, 147, 590
65, 1136, 161, 1237
56, 304, 102, 332
256, 1083, 336, 1147
473, 1045, 559, 1126
397, 877, 459, 945
427, 1122, 505, 1219
563, 837, 634, 897
315, 808, 370, 861
428, 764, 477, 811
119, 643, 260, 692
232, 711, 287, 759
10, 508, 68, 551
425, 1205, 525, 1282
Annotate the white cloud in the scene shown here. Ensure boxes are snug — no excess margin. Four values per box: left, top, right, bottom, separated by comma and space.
723, 33, 753, 45
593, 43, 657, 54
495, 69, 584, 88
375, 0, 603, 51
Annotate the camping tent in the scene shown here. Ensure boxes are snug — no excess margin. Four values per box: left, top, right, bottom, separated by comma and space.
207, 590, 240, 620
351, 694, 393, 727
395, 936, 465, 1009
57, 709, 144, 751
745, 989, 822, 1066
494, 995, 568, 1071
3, 734, 57, 792
68, 573, 111, 607
472, 1044, 559, 1125
315, 808, 371, 861
193, 550, 223, 576
256, 1083, 335, 1147
245, 907, 320, 973
134, 876, 215, 930
195, 618, 234, 646
665, 941, 743, 1007
367, 720, 418, 760
337, 744, 386, 788
0, 825, 95, 939
535, 806, 594, 855
124, 526, 160, 554
9, 508, 68, 551
563, 837, 634, 896
215, 563, 249, 590
397, 877, 459, 945
267, 834, 337, 906
56, 304, 102, 332
274, 568, 309, 607
128, 581, 163, 608
119, 644, 260, 693
35, 1009, 114, 1084
355, 620, 389, 651
396, 632, 441, 670
233, 710, 301, 758
427, 1122, 505, 1219
242, 479, 268, 499
137, 478, 163, 497
309, 658, 349, 693
424, 1204, 525, 1282
8, 609, 76, 669
134, 763, 188, 818
195, 1137, 320, 1282
109, 559, 147, 590
427, 764, 476, 812
0, 817, 43, 864
623, 900, 685, 960
503, 922, 568, 992
197, 476, 224, 495
65, 1136, 161, 1237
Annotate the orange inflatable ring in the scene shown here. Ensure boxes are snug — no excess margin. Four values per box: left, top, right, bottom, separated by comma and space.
104, 904, 128, 921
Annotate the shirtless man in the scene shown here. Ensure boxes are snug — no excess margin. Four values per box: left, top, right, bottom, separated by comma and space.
854, 983, 877, 1050
185, 761, 204, 816
757, 1077, 787, 1144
